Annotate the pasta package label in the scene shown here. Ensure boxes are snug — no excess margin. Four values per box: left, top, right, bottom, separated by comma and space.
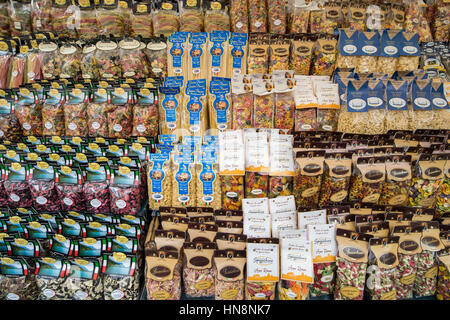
198, 161, 218, 206
387, 80, 408, 111
339, 29, 359, 56
380, 30, 401, 58
168, 32, 188, 77
418, 221, 445, 252
216, 232, 247, 251
209, 77, 231, 131
214, 250, 246, 281
247, 241, 279, 282
400, 32, 420, 57
146, 249, 179, 282
418, 154, 446, 181
159, 86, 181, 131
281, 239, 313, 283
184, 79, 207, 134
412, 79, 432, 111
243, 212, 271, 238
336, 229, 372, 263
229, 33, 247, 75
183, 242, 216, 270
367, 80, 385, 110
209, 31, 229, 77
369, 236, 400, 269
245, 131, 269, 173
347, 80, 369, 113
188, 33, 208, 79
357, 31, 380, 56
219, 130, 245, 175
187, 222, 218, 243
174, 159, 193, 204
430, 81, 449, 110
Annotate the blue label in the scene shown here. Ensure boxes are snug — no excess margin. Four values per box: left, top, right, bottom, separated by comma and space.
168, 33, 187, 69
367, 81, 386, 110
339, 30, 359, 56
347, 81, 369, 112
185, 79, 206, 126
400, 32, 420, 57
164, 76, 184, 88
412, 80, 432, 111
158, 134, 177, 145
380, 30, 401, 58
230, 33, 247, 70
210, 79, 230, 127
387, 80, 409, 111
358, 31, 380, 56
199, 162, 215, 196
209, 31, 229, 70
430, 82, 449, 110
160, 87, 180, 124
149, 154, 169, 193
189, 33, 207, 70
175, 161, 191, 195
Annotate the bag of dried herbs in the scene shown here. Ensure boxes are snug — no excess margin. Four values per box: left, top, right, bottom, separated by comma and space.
183, 242, 216, 298
102, 252, 140, 300
214, 249, 246, 300
366, 236, 400, 300
409, 153, 446, 208
334, 229, 372, 300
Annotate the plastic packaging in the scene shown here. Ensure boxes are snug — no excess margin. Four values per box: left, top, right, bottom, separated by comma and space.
248, 0, 267, 32
64, 88, 88, 137
50, 0, 77, 38
109, 166, 141, 215
183, 242, 216, 298
231, 90, 253, 130
0, 0, 10, 36
152, 1, 179, 37
95, 39, 121, 79
83, 163, 111, 214
130, 2, 152, 37
146, 38, 168, 79
9, 0, 33, 36
75, 0, 98, 39
230, 0, 248, 33
29, 162, 59, 212
119, 38, 147, 79
132, 87, 159, 137
55, 165, 85, 212
59, 43, 81, 80
97, 0, 125, 37
268, 0, 287, 34
312, 36, 337, 76
290, 3, 309, 33
180, 0, 203, 32
221, 175, 244, 210
294, 150, 325, 209
38, 41, 61, 80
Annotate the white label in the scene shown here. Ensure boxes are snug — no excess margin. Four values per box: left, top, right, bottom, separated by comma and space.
219, 130, 245, 175
403, 46, 418, 54
43, 289, 55, 298
301, 124, 312, 130
245, 131, 270, 171
244, 212, 271, 238
113, 124, 122, 132
90, 199, 101, 208
14, 22, 21, 29
269, 195, 296, 214
272, 211, 297, 238
226, 192, 237, 198
152, 193, 163, 201
251, 189, 262, 195
92, 122, 100, 130
0, 130, 3, 137
280, 239, 313, 283
111, 289, 124, 300
433, 98, 447, 108
362, 45, 377, 54
10, 193, 20, 202
236, 22, 243, 29
242, 198, 269, 214
27, 71, 35, 78
22, 123, 31, 130
75, 290, 88, 300
247, 242, 279, 281
255, 293, 266, 298
321, 274, 334, 283
137, 124, 146, 133
6, 293, 19, 300
343, 44, 357, 54
68, 122, 77, 131
116, 200, 127, 209
414, 97, 431, 108
298, 210, 327, 229
44, 121, 53, 129
384, 46, 398, 56
36, 20, 42, 28
63, 197, 74, 206
254, 21, 262, 28
36, 196, 48, 205
389, 98, 406, 109
189, 125, 200, 132
307, 224, 337, 262
367, 97, 383, 108
274, 19, 281, 26
12, 71, 18, 77
348, 98, 367, 110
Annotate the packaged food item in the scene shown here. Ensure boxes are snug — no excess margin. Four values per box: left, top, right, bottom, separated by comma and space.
159, 86, 183, 136
349, 156, 385, 204
213, 250, 246, 300
348, 2, 366, 31
231, 79, 252, 130
366, 236, 399, 300
0, 256, 39, 300
409, 154, 446, 208
132, 87, 158, 137
50, 0, 77, 38
107, 86, 133, 138
209, 77, 231, 131
103, 252, 140, 300
86, 87, 108, 137
267, 0, 287, 34
269, 36, 290, 73
379, 155, 412, 206
130, 1, 152, 37
172, 155, 196, 207
54, 165, 84, 212
196, 160, 221, 210
413, 221, 444, 297
29, 161, 59, 212
204, 0, 230, 33
186, 32, 208, 81
8, 0, 33, 36
291, 36, 315, 75
153, 1, 179, 37
289, 1, 309, 33
38, 40, 61, 80
436, 157, 450, 215
109, 166, 140, 215
221, 175, 244, 210
387, 3, 405, 29
183, 242, 216, 298
316, 82, 340, 131
146, 249, 181, 300
355, 32, 380, 74
433, 2, 450, 41
247, 34, 269, 75
336, 29, 358, 70
430, 80, 450, 130
23, 41, 42, 84
14, 87, 41, 136
35, 257, 70, 300
74, 0, 98, 39
64, 258, 102, 300
437, 249, 450, 300
334, 229, 372, 300
59, 43, 81, 80
336, 79, 366, 133
397, 32, 420, 72
64, 87, 88, 137
312, 36, 337, 76
248, 0, 267, 32
322, 1, 341, 34
385, 80, 411, 131
404, 0, 432, 42
391, 225, 423, 300
97, 0, 125, 37
376, 30, 401, 74
230, 0, 248, 33
167, 31, 189, 78
253, 80, 274, 129
309, 4, 326, 34
146, 37, 168, 78
0, 0, 10, 36
294, 150, 325, 209
228, 33, 247, 77
273, 79, 295, 132
207, 31, 229, 81
0, 89, 21, 141
7, 45, 26, 89
0, 42, 12, 89
182, 79, 207, 136
119, 38, 148, 79
95, 38, 121, 79
83, 162, 111, 214
410, 78, 433, 131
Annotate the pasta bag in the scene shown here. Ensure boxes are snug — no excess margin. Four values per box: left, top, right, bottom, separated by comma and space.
97, 0, 125, 37
349, 156, 385, 204
64, 86, 88, 137
50, 0, 77, 38
227, 32, 247, 77
430, 80, 450, 130
397, 32, 420, 72
187, 32, 208, 81
248, 0, 267, 32
106, 86, 133, 138
385, 80, 411, 131
183, 242, 216, 298
209, 77, 231, 131
214, 250, 246, 300
172, 155, 196, 207
231, 78, 253, 130
74, 0, 98, 39
336, 29, 358, 70
152, 0, 179, 37
207, 31, 229, 82
182, 79, 207, 137
130, 1, 152, 38
230, 0, 248, 33
252, 79, 274, 129
145, 249, 181, 300
376, 30, 401, 75
147, 154, 172, 210
356, 31, 380, 74
167, 31, 189, 78
247, 34, 269, 75
204, 0, 230, 33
